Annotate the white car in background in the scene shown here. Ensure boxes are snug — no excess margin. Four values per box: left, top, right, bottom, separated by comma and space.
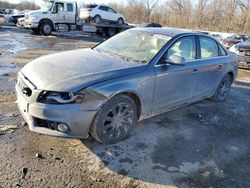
80, 4, 125, 25
0, 14, 5, 24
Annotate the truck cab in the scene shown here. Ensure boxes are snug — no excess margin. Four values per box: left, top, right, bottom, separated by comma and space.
23, 0, 77, 35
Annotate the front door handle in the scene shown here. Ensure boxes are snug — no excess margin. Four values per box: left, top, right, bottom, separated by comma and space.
192, 68, 199, 74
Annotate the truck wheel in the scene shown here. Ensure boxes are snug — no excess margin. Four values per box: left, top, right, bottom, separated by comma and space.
90, 94, 137, 144
211, 74, 233, 102
94, 15, 102, 24
104, 27, 116, 37
40, 21, 52, 35
118, 18, 124, 25
31, 28, 40, 33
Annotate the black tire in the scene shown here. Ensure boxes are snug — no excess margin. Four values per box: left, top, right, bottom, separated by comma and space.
94, 15, 102, 24
104, 27, 116, 37
211, 74, 233, 102
90, 94, 137, 144
40, 21, 53, 35
117, 18, 124, 26
31, 28, 40, 33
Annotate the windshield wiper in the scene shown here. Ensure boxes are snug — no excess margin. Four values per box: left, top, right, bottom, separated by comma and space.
94, 48, 147, 64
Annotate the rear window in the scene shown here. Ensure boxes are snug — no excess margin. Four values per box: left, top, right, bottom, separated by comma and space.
200, 36, 219, 58
218, 45, 228, 56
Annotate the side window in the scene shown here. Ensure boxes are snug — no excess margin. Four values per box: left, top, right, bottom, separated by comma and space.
67, 3, 73, 12
99, 6, 108, 11
108, 7, 116, 13
55, 3, 64, 13
166, 36, 196, 61
218, 44, 228, 56
200, 37, 219, 58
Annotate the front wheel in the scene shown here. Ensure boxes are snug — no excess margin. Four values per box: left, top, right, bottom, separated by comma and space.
90, 95, 137, 144
211, 74, 233, 102
40, 22, 52, 35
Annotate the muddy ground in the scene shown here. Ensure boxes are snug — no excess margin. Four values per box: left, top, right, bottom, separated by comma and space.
0, 26, 249, 188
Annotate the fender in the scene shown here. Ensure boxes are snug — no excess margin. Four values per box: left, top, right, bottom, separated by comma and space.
88, 71, 155, 120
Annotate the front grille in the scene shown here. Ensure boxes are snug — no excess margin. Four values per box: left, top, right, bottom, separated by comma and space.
35, 118, 57, 130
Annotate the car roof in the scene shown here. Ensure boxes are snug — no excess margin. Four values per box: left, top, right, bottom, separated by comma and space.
131, 27, 200, 37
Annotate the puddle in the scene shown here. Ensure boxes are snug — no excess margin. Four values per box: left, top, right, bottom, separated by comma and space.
0, 32, 27, 54
9, 40, 27, 54
0, 65, 18, 76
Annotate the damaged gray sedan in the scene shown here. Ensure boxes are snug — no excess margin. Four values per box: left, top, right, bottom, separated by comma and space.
16, 28, 238, 144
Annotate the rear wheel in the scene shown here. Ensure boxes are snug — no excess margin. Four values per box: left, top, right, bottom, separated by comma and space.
104, 27, 117, 37
211, 74, 233, 102
94, 15, 102, 24
117, 18, 124, 25
40, 21, 53, 35
90, 95, 137, 144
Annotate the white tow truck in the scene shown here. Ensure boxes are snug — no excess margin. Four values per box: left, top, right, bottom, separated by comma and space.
22, 0, 131, 37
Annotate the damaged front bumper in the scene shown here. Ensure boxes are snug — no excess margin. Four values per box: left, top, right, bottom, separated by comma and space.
15, 74, 96, 139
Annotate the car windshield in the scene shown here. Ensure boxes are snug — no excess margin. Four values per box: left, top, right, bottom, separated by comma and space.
245, 37, 250, 43
95, 30, 171, 63
41, 1, 54, 11
229, 35, 245, 40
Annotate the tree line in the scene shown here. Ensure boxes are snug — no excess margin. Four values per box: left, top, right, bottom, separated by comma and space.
110, 0, 250, 34
0, 0, 249, 34
0, 1, 39, 11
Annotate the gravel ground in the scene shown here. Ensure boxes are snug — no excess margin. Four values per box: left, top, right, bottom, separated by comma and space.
0, 26, 249, 188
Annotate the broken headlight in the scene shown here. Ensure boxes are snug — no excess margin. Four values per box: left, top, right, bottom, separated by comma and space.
37, 91, 84, 104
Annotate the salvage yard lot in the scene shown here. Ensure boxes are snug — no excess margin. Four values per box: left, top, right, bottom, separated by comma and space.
0, 26, 250, 188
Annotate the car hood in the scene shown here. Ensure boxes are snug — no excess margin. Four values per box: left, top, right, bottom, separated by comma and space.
237, 42, 250, 50
27, 10, 50, 16
20, 48, 146, 92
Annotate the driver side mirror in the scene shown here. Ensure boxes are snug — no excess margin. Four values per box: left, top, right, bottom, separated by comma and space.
164, 55, 186, 66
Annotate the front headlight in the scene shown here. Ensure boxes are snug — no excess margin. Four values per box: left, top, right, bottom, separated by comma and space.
37, 91, 85, 104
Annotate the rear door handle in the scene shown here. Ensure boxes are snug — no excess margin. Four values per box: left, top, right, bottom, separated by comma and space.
192, 68, 199, 74
218, 64, 223, 71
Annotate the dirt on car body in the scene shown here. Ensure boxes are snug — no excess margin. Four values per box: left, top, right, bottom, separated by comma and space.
0, 26, 250, 188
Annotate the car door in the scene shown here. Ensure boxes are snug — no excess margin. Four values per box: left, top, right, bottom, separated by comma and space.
98, 6, 109, 20
107, 7, 117, 21
153, 36, 200, 114
194, 36, 228, 97
64, 3, 75, 24
52, 2, 66, 24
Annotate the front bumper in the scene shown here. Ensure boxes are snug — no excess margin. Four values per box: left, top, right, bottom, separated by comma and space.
15, 75, 96, 139
238, 55, 250, 69
23, 20, 39, 29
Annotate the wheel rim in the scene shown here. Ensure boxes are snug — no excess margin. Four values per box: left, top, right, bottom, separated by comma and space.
118, 19, 123, 25
95, 16, 101, 23
43, 24, 51, 34
101, 102, 133, 141
218, 77, 231, 100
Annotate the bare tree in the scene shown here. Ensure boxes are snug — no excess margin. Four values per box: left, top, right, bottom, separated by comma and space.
143, 0, 159, 22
